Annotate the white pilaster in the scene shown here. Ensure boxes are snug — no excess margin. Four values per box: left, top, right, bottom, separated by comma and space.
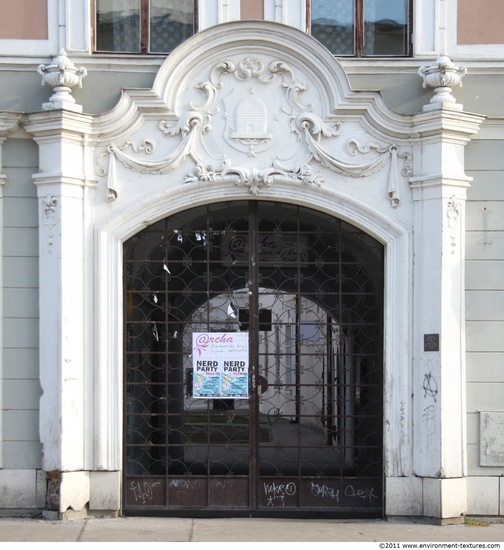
410, 107, 484, 517
25, 110, 93, 480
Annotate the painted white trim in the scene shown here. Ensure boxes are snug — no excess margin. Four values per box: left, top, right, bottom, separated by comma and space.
414, 0, 437, 55
0, 0, 59, 56
444, 0, 504, 60
198, 0, 240, 30
64, 0, 92, 53
264, 0, 306, 30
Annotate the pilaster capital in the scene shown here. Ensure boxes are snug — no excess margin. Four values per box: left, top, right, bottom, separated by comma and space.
25, 111, 95, 188
24, 109, 93, 143
412, 109, 486, 145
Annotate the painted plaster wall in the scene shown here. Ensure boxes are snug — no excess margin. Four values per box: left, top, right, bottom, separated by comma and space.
466, 140, 504, 476
240, 0, 264, 19
0, 0, 48, 40
464, 137, 504, 515
1, 138, 41, 471
458, 0, 504, 45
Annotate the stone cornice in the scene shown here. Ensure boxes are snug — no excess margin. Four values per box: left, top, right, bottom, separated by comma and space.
409, 174, 473, 189
5, 55, 504, 73
24, 109, 94, 140
412, 109, 486, 143
32, 172, 90, 189
470, 117, 504, 140
0, 112, 22, 137
3, 55, 504, 77
91, 89, 170, 145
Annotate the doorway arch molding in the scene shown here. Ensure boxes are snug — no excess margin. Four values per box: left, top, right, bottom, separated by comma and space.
93, 179, 412, 485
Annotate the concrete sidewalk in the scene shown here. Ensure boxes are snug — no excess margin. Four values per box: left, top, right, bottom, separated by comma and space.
0, 517, 503, 542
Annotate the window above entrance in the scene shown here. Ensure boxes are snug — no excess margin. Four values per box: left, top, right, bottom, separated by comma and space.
310, 0, 412, 57
95, 0, 195, 54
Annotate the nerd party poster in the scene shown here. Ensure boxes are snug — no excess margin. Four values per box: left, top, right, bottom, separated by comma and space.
192, 332, 249, 399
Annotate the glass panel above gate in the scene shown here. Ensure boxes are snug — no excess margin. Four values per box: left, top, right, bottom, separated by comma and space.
123, 201, 384, 516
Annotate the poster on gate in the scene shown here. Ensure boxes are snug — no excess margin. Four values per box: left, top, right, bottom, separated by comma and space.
192, 332, 249, 399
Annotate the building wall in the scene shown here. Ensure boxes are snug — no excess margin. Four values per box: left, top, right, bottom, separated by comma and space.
0, 137, 43, 511
0, 0, 48, 40
2, 137, 40, 470
464, 135, 504, 515
457, 0, 504, 45
0, 0, 502, 518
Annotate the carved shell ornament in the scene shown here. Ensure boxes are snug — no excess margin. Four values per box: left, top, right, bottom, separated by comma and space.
98, 57, 411, 206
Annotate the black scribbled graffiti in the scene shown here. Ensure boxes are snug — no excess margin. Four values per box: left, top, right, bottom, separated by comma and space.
423, 371, 438, 402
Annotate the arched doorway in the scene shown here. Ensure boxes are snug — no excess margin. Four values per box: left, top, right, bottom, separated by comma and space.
123, 200, 384, 517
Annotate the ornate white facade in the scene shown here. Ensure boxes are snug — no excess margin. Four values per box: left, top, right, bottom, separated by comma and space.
1, 1, 503, 522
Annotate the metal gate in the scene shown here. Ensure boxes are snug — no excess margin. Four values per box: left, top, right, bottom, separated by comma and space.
123, 200, 384, 517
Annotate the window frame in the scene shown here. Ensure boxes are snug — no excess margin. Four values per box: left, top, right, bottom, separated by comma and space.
307, 0, 413, 57
92, 0, 198, 55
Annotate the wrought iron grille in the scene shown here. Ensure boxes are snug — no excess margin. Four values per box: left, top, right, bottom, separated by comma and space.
124, 200, 384, 516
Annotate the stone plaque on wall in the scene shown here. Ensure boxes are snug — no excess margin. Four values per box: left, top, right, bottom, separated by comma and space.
424, 333, 439, 352
480, 411, 504, 466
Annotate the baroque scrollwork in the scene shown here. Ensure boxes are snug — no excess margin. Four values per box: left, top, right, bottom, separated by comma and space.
185, 163, 323, 195
97, 56, 412, 206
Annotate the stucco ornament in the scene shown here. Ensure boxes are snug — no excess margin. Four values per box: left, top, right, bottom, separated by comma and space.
418, 51, 467, 108
446, 195, 461, 253
42, 195, 58, 254
98, 56, 410, 206
37, 49, 87, 111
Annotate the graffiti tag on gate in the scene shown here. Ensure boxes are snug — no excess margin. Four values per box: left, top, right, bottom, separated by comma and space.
263, 481, 297, 507
128, 480, 161, 505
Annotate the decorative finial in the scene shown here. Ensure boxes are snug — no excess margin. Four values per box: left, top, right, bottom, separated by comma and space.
418, 51, 467, 110
37, 49, 87, 112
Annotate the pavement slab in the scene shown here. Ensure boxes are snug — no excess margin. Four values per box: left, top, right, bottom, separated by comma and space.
0, 516, 503, 543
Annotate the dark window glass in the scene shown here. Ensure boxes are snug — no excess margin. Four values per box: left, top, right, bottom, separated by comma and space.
311, 0, 410, 57
95, 0, 194, 54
